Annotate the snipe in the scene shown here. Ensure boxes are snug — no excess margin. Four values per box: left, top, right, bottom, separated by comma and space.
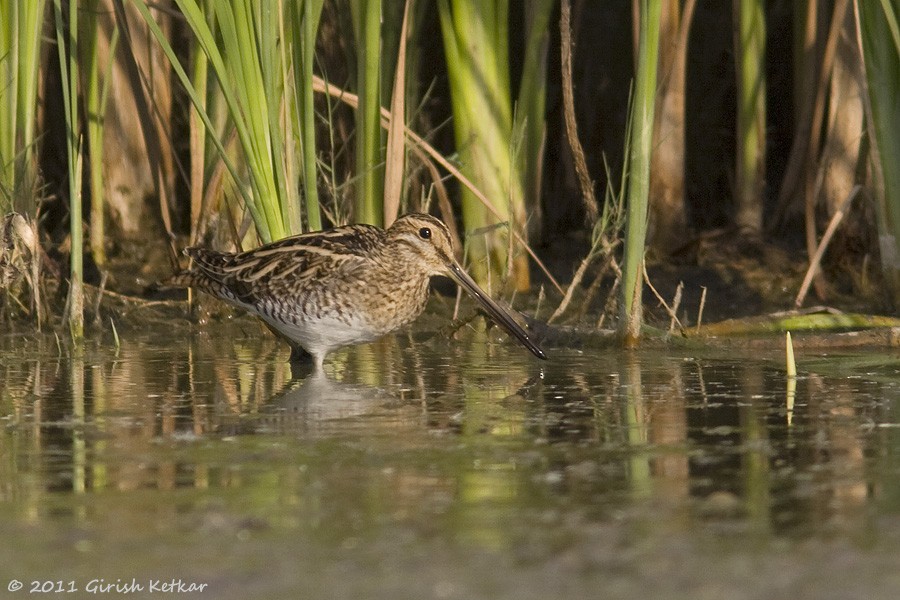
168, 214, 546, 368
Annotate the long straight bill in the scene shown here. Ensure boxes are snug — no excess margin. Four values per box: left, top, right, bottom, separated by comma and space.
448, 262, 547, 360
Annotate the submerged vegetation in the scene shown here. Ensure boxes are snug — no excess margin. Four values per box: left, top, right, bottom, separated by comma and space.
1, 1, 899, 345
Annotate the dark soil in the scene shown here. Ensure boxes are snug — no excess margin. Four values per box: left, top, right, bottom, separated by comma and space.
536, 226, 887, 328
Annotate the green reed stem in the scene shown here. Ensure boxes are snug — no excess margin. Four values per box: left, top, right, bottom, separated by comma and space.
735, 0, 766, 230
0, 2, 19, 207
515, 0, 554, 217
80, 0, 107, 267
351, 0, 384, 226
619, 0, 661, 345
296, 0, 324, 231
187, 0, 211, 241
53, 0, 83, 339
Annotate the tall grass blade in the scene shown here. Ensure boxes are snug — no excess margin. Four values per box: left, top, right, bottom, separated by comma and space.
0, 1, 19, 208
516, 0, 554, 223
135, 0, 271, 242
856, 0, 900, 304
437, 0, 530, 290
215, 0, 285, 239
258, 2, 292, 233
0, 0, 46, 215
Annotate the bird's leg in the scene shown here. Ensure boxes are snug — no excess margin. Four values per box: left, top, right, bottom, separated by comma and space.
261, 320, 314, 364
289, 344, 313, 363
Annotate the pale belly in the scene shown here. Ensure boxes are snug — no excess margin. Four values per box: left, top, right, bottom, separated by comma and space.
253, 294, 427, 360
234, 277, 429, 360
259, 312, 384, 355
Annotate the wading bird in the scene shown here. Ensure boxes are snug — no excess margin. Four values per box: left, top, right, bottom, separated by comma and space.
168, 214, 547, 368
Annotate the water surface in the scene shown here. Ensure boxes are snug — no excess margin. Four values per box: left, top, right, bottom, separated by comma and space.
2, 318, 900, 599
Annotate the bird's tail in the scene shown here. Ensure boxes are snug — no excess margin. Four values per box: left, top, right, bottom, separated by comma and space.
157, 271, 197, 289
155, 270, 233, 301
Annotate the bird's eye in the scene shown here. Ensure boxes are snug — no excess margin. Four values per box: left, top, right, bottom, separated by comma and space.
418, 227, 432, 240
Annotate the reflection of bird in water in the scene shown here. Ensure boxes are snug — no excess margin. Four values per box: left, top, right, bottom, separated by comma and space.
255, 370, 395, 434
166, 214, 546, 368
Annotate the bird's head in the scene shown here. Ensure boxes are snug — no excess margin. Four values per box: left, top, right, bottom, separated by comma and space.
387, 214, 547, 360
386, 213, 457, 276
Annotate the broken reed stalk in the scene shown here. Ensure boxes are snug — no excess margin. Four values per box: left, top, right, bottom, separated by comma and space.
695, 286, 707, 333
786, 331, 796, 426
795, 184, 861, 307
548, 252, 594, 323
643, 267, 684, 334
785, 331, 797, 377
597, 273, 622, 330
574, 254, 614, 321
669, 281, 684, 334
535, 284, 545, 319
382, 0, 413, 227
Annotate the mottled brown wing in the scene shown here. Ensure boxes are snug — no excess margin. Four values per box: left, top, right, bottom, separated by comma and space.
183, 223, 383, 307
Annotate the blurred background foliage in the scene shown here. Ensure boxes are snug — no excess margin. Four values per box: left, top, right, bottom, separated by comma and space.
1, 0, 898, 340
